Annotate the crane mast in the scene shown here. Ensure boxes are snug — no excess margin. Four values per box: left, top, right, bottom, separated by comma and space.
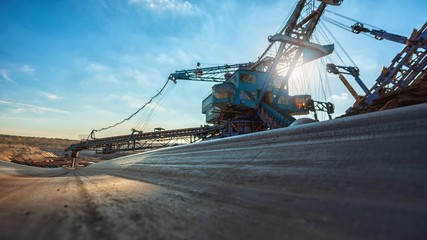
256, 0, 341, 105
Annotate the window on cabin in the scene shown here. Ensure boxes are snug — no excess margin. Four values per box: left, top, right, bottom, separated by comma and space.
213, 84, 235, 99
240, 73, 256, 84
240, 90, 256, 101
227, 75, 237, 85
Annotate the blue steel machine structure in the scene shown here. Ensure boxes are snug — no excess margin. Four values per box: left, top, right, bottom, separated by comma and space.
169, 0, 341, 136
67, 0, 342, 158
66, 0, 426, 163
169, 63, 335, 136
326, 21, 427, 115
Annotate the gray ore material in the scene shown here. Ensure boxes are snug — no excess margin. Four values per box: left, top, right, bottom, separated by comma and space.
1, 103, 426, 240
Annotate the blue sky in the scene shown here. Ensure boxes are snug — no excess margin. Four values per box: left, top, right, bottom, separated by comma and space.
1, 0, 426, 139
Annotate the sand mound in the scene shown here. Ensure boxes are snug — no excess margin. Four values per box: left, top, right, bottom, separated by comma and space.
0, 144, 57, 162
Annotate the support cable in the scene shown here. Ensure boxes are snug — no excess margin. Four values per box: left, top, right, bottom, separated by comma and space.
141, 83, 174, 131
320, 21, 358, 67
132, 82, 174, 131
89, 79, 172, 139
318, 24, 346, 65
322, 16, 377, 40
325, 9, 382, 30
322, 16, 352, 32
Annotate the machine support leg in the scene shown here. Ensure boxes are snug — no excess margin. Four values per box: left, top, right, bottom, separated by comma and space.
71, 150, 79, 168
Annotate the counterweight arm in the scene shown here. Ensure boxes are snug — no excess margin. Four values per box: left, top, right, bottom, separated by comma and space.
351, 22, 408, 44
168, 62, 253, 83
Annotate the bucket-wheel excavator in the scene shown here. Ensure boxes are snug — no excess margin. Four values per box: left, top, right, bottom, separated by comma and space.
169, 0, 342, 137
66, 0, 427, 158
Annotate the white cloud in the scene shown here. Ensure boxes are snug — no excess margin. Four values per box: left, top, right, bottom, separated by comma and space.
156, 49, 198, 68
85, 73, 120, 84
19, 65, 35, 74
352, 55, 380, 72
105, 74, 120, 84
123, 69, 149, 85
42, 92, 63, 101
81, 60, 123, 84
105, 94, 158, 110
0, 69, 14, 83
30, 106, 66, 114
175, 49, 198, 67
120, 95, 145, 108
86, 62, 109, 72
0, 99, 68, 114
0, 99, 13, 105
12, 108, 26, 113
129, 0, 201, 15
331, 92, 349, 101
156, 53, 176, 65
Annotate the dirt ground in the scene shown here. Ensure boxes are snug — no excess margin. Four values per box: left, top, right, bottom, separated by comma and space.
1, 104, 427, 240
0, 143, 100, 168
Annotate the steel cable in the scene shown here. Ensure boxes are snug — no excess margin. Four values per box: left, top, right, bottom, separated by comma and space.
89, 79, 172, 139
